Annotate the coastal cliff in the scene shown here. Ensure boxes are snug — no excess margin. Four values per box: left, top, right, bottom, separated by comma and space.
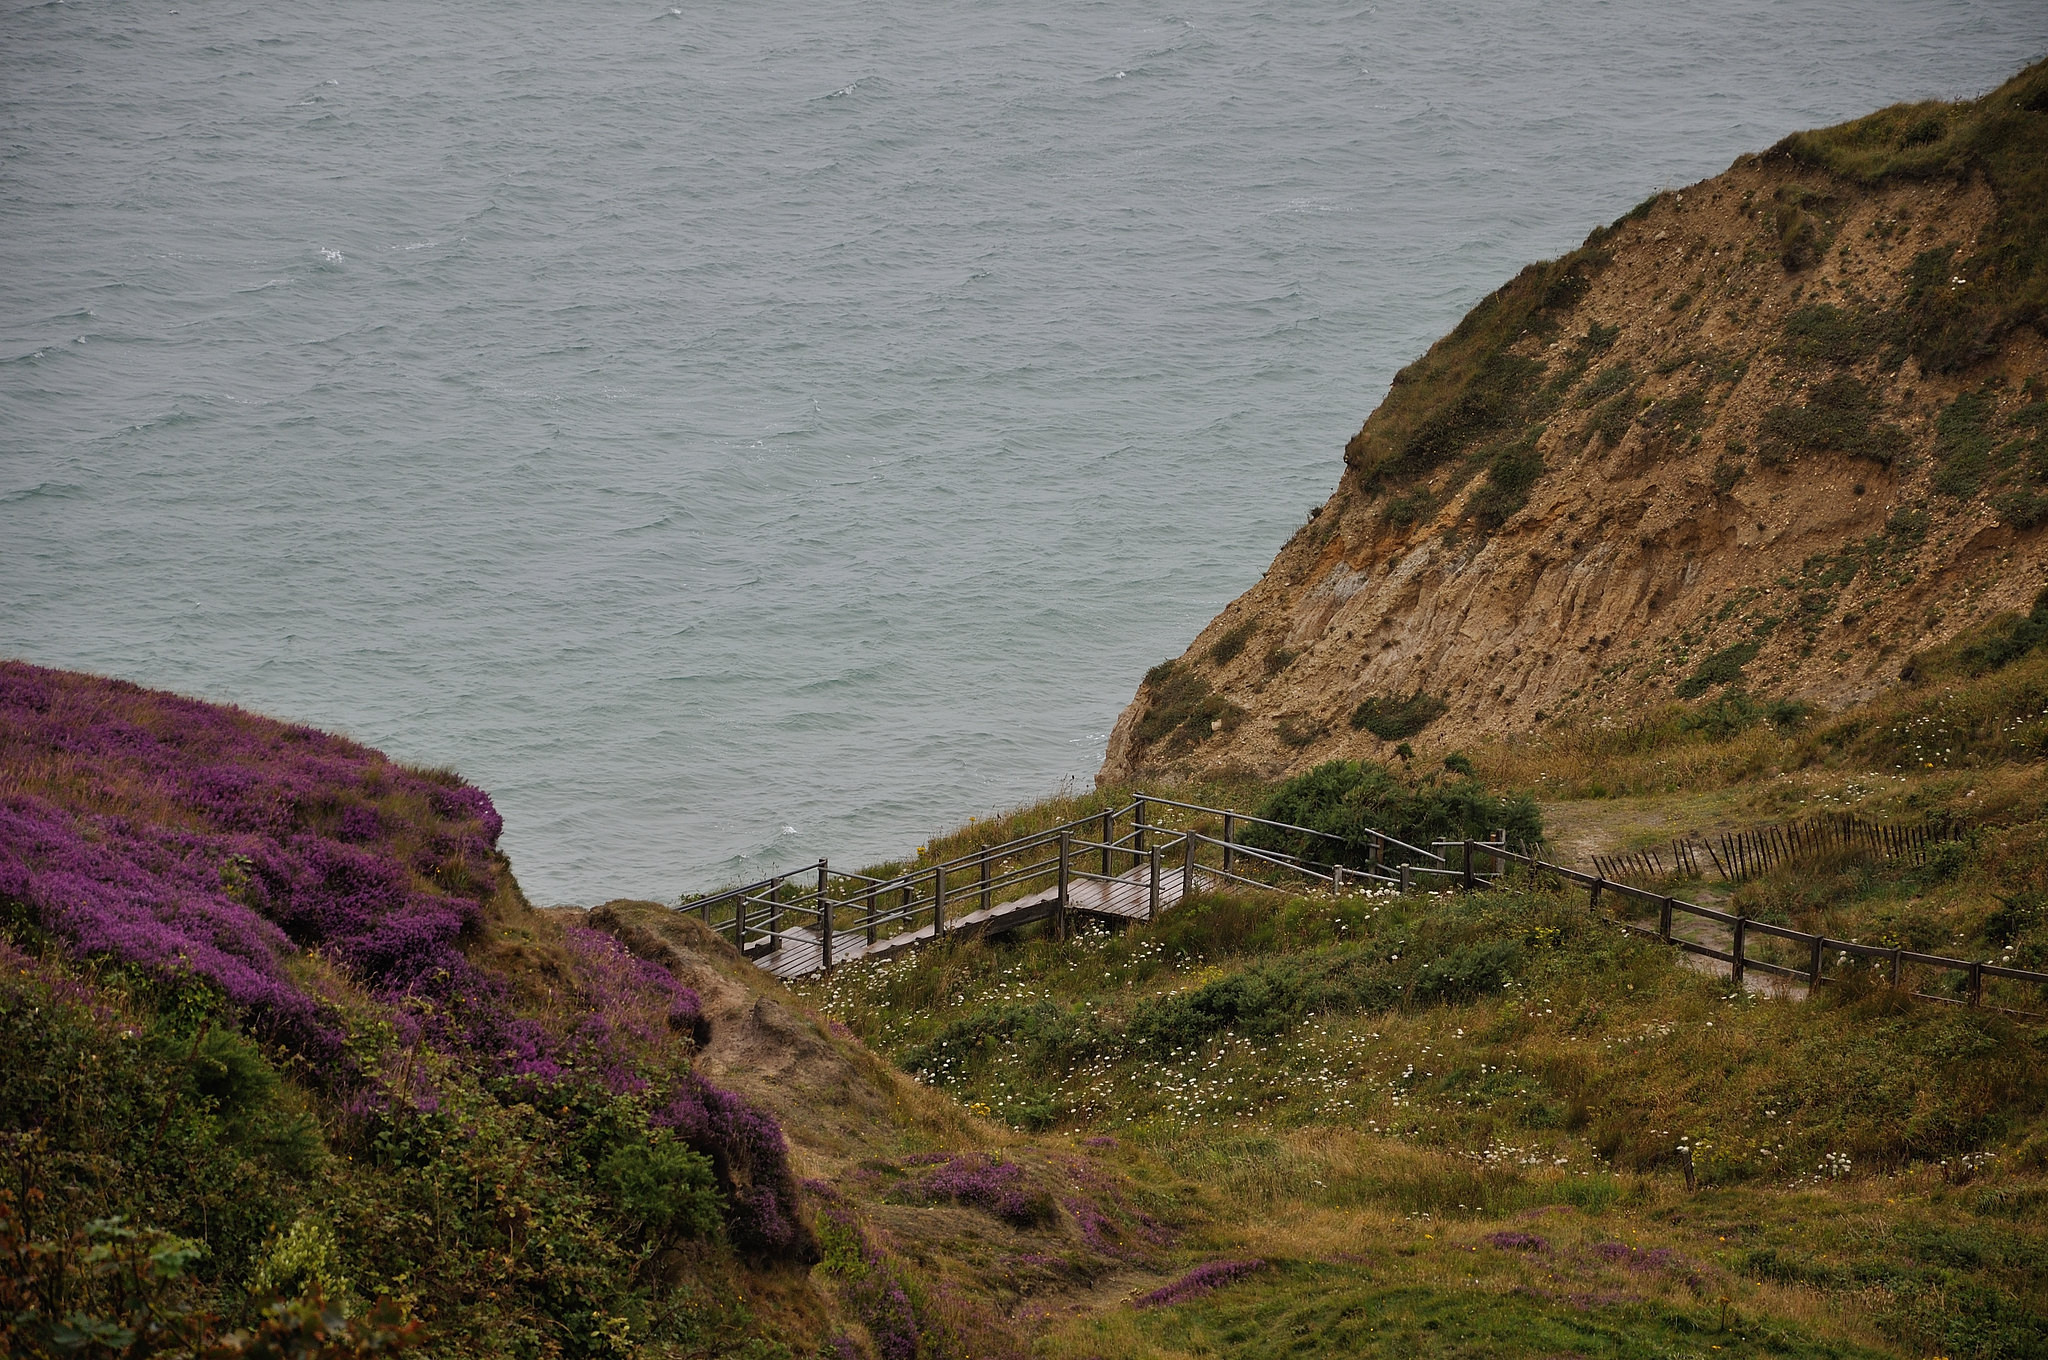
1101, 58, 2048, 786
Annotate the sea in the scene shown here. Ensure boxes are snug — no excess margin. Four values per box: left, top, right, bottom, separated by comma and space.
4, 0, 2045, 904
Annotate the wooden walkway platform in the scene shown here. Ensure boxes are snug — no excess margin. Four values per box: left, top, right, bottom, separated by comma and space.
753, 862, 1214, 980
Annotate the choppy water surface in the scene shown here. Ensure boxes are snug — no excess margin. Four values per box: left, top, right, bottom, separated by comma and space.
4, 1, 2044, 900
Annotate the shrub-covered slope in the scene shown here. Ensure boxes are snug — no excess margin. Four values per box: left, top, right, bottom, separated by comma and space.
1102, 56, 2048, 787
802, 634, 2048, 1360
0, 661, 1191, 1360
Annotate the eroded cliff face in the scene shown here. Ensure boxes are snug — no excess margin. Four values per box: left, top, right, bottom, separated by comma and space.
1101, 61, 2048, 785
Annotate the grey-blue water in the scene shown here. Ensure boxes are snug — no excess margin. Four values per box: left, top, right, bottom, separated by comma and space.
4, 2, 2044, 903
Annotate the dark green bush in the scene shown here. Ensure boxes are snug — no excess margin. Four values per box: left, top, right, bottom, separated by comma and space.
1467, 430, 1545, 529
1243, 760, 1543, 868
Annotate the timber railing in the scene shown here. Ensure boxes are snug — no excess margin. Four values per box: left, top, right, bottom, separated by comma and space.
679, 793, 1519, 976
1489, 845, 2048, 1017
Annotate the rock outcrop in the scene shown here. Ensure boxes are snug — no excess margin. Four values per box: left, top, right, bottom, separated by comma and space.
1102, 59, 2048, 785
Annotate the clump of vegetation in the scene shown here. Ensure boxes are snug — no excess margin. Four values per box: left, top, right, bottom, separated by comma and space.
1780, 301, 1897, 367
1757, 375, 1908, 467
1242, 759, 1542, 867
1262, 645, 1298, 677
1349, 691, 1448, 741
1675, 640, 1763, 698
1208, 619, 1259, 667
1136, 662, 1243, 752
1275, 715, 1326, 749
1932, 389, 1997, 498
1466, 428, 1545, 529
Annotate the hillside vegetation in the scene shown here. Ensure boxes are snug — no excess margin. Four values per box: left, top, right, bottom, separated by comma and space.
796, 608, 2048, 1360
1102, 56, 2048, 788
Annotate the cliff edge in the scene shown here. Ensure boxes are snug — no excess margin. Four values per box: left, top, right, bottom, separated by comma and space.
1102, 58, 2048, 786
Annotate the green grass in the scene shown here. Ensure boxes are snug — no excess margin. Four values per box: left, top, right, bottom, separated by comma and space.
1775, 57, 2048, 373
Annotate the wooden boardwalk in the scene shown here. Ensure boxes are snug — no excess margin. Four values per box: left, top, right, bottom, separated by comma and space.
753, 861, 1215, 980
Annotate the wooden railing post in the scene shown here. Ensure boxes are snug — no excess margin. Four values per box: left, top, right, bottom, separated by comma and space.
1135, 797, 1148, 855
818, 860, 832, 970
1590, 876, 1604, 909
980, 847, 992, 913
1100, 809, 1112, 877
1890, 946, 1901, 989
1057, 831, 1071, 940
1332, 863, 1345, 892
733, 892, 746, 950
1399, 863, 1412, 893
933, 864, 947, 938
1182, 833, 1197, 901
1732, 914, 1747, 987
866, 883, 879, 946
1968, 961, 1983, 1008
1148, 844, 1161, 920
1462, 839, 1475, 891
1808, 934, 1824, 990
1222, 813, 1235, 874
768, 881, 782, 953
1659, 896, 1673, 943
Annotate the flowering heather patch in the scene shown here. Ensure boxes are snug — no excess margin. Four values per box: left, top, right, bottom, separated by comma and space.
1134, 1259, 1265, 1308
655, 1072, 808, 1259
893, 1153, 1055, 1228
555, 924, 705, 1091
0, 662, 521, 1069
1486, 1230, 1551, 1253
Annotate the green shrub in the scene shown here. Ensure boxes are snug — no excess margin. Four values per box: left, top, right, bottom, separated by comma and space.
596, 1137, 723, 1244
1675, 641, 1762, 699
1932, 390, 1996, 498
1349, 693, 1447, 741
1243, 760, 1543, 868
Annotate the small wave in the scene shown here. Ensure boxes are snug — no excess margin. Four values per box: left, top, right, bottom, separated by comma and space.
318, 247, 344, 264
1, 481, 88, 506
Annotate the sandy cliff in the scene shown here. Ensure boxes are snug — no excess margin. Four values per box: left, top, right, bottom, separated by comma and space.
1102, 59, 2048, 785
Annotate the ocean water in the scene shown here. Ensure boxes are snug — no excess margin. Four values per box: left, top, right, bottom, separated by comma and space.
4, 1, 2044, 903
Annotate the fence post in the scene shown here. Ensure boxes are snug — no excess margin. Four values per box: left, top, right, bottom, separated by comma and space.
1333, 863, 1345, 892
1462, 840, 1475, 891
933, 864, 946, 938
1057, 832, 1071, 941
1808, 934, 1823, 991
1135, 797, 1148, 855
1732, 915, 1746, 987
1222, 812, 1235, 875
733, 892, 746, 951
866, 883, 879, 946
1399, 863, 1412, 894
1590, 876, 1604, 909
980, 847, 992, 913
818, 860, 832, 971
769, 883, 782, 955
1148, 844, 1161, 920
1968, 961, 1983, 1008
1660, 896, 1673, 943
1890, 947, 1901, 989
1100, 808, 1112, 877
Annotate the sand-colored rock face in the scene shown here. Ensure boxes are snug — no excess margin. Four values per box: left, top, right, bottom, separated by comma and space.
1102, 147, 2048, 786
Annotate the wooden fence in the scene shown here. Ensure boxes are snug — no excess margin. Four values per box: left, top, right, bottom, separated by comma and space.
1491, 843, 2048, 1016
1592, 811, 1961, 887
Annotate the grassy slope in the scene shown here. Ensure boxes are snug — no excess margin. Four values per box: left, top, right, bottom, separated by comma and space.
796, 622, 2048, 1360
